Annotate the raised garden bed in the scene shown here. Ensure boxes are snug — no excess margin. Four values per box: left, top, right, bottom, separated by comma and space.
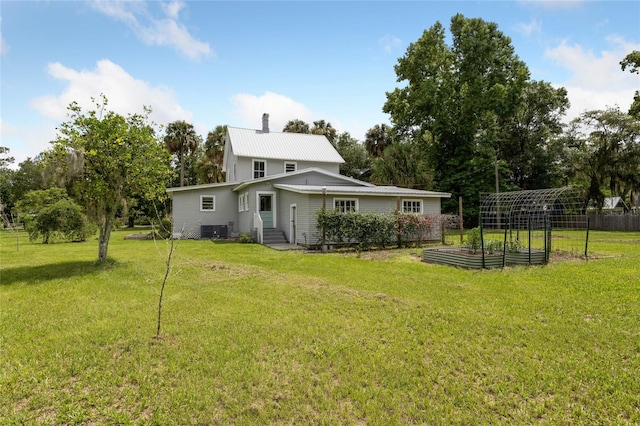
422, 247, 546, 269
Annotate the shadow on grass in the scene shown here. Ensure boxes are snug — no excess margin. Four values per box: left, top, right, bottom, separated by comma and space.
0, 259, 118, 286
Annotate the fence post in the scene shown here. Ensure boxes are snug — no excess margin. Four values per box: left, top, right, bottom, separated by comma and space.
584, 217, 590, 259
502, 218, 508, 269
528, 216, 532, 266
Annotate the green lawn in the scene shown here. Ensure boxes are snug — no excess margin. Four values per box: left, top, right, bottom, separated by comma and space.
1, 229, 639, 424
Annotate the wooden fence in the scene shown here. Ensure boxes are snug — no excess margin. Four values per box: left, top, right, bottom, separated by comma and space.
587, 214, 640, 231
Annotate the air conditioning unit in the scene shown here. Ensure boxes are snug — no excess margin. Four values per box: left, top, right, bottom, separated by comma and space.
201, 225, 228, 239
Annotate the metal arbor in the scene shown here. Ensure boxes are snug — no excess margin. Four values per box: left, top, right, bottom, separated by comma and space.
479, 187, 589, 258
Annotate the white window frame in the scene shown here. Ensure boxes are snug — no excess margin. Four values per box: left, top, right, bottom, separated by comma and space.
200, 195, 216, 212
238, 193, 244, 212
284, 161, 297, 173
253, 159, 266, 179
333, 198, 359, 213
244, 192, 249, 212
402, 199, 423, 214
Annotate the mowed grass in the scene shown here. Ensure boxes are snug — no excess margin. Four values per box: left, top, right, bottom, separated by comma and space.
1, 229, 639, 424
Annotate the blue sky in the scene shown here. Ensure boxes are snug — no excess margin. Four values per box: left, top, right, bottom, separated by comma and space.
1, 1, 639, 166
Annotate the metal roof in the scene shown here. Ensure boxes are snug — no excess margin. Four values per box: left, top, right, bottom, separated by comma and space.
227, 127, 345, 163
274, 184, 451, 198
232, 167, 375, 192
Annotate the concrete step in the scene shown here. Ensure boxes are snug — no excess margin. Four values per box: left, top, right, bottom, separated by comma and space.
262, 229, 288, 244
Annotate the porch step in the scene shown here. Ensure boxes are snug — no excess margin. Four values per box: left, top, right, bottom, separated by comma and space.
262, 228, 288, 245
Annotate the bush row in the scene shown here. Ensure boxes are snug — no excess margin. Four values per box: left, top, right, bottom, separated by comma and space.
316, 210, 433, 251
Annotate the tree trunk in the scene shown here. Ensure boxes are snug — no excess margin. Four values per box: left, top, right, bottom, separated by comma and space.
98, 211, 115, 263
179, 148, 185, 187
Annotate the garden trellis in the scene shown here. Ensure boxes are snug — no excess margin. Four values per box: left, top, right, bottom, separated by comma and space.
479, 187, 589, 260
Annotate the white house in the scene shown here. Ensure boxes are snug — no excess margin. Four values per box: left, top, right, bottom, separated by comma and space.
167, 114, 451, 246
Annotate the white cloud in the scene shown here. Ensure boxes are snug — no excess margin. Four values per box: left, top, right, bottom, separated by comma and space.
231, 92, 316, 132
31, 60, 192, 125
379, 34, 402, 54
545, 36, 640, 121
515, 18, 542, 37
13, 59, 193, 165
0, 118, 18, 139
91, 0, 211, 61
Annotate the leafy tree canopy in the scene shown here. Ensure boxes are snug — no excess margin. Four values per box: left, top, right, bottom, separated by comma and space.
51, 95, 172, 262
621, 50, 640, 117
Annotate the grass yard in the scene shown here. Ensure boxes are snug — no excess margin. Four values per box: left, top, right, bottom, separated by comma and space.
1, 229, 639, 424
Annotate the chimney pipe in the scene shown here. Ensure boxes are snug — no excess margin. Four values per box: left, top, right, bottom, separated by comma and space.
262, 113, 269, 133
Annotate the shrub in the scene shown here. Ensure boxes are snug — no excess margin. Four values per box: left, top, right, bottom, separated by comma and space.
316, 210, 433, 251
238, 232, 254, 244
464, 227, 482, 253
28, 199, 94, 243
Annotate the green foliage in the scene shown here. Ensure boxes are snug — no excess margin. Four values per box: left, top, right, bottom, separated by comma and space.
565, 107, 640, 210
463, 227, 482, 253
15, 187, 69, 216
334, 132, 371, 181
238, 232, 254, 243
484, 239, 503, 254
316, 210, 432, 251
28, 199, 95, 243
51, 94, 173, 262
164, 120, 201, 187
620, 50, 640, 117
384, 15, 563, 224
370, 139, 433, 189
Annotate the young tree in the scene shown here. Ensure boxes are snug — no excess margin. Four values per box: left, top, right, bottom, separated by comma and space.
164, 120, 200, 187
51, 95, 172, 263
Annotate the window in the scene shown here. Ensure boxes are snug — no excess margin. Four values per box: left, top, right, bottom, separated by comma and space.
284, 162, 297, 173
334, 198, 358, 213
238, 192, 249, 212
200, 195, 215, 211
253, 160, 266, 179
402, 199, 422, 214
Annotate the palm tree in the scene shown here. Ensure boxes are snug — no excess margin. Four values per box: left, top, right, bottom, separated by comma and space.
164, 120, 199, 187
311, 120, 337, 145
370, 140, 432, 189
282, 119, 310, 134
365, 124, 393, 157
197, 125, 227, 183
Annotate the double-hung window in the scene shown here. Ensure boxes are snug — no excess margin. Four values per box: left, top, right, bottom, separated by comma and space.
200, 195, 215, 212
253, 160, 266, 179
334, 198, 358, 213
402, 199, 422, 214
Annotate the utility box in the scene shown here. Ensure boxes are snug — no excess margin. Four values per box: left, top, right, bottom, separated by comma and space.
201, 225, 228, 239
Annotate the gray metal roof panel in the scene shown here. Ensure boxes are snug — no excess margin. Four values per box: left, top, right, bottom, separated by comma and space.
274, 184, 451, 198
227, 127, 345, 163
